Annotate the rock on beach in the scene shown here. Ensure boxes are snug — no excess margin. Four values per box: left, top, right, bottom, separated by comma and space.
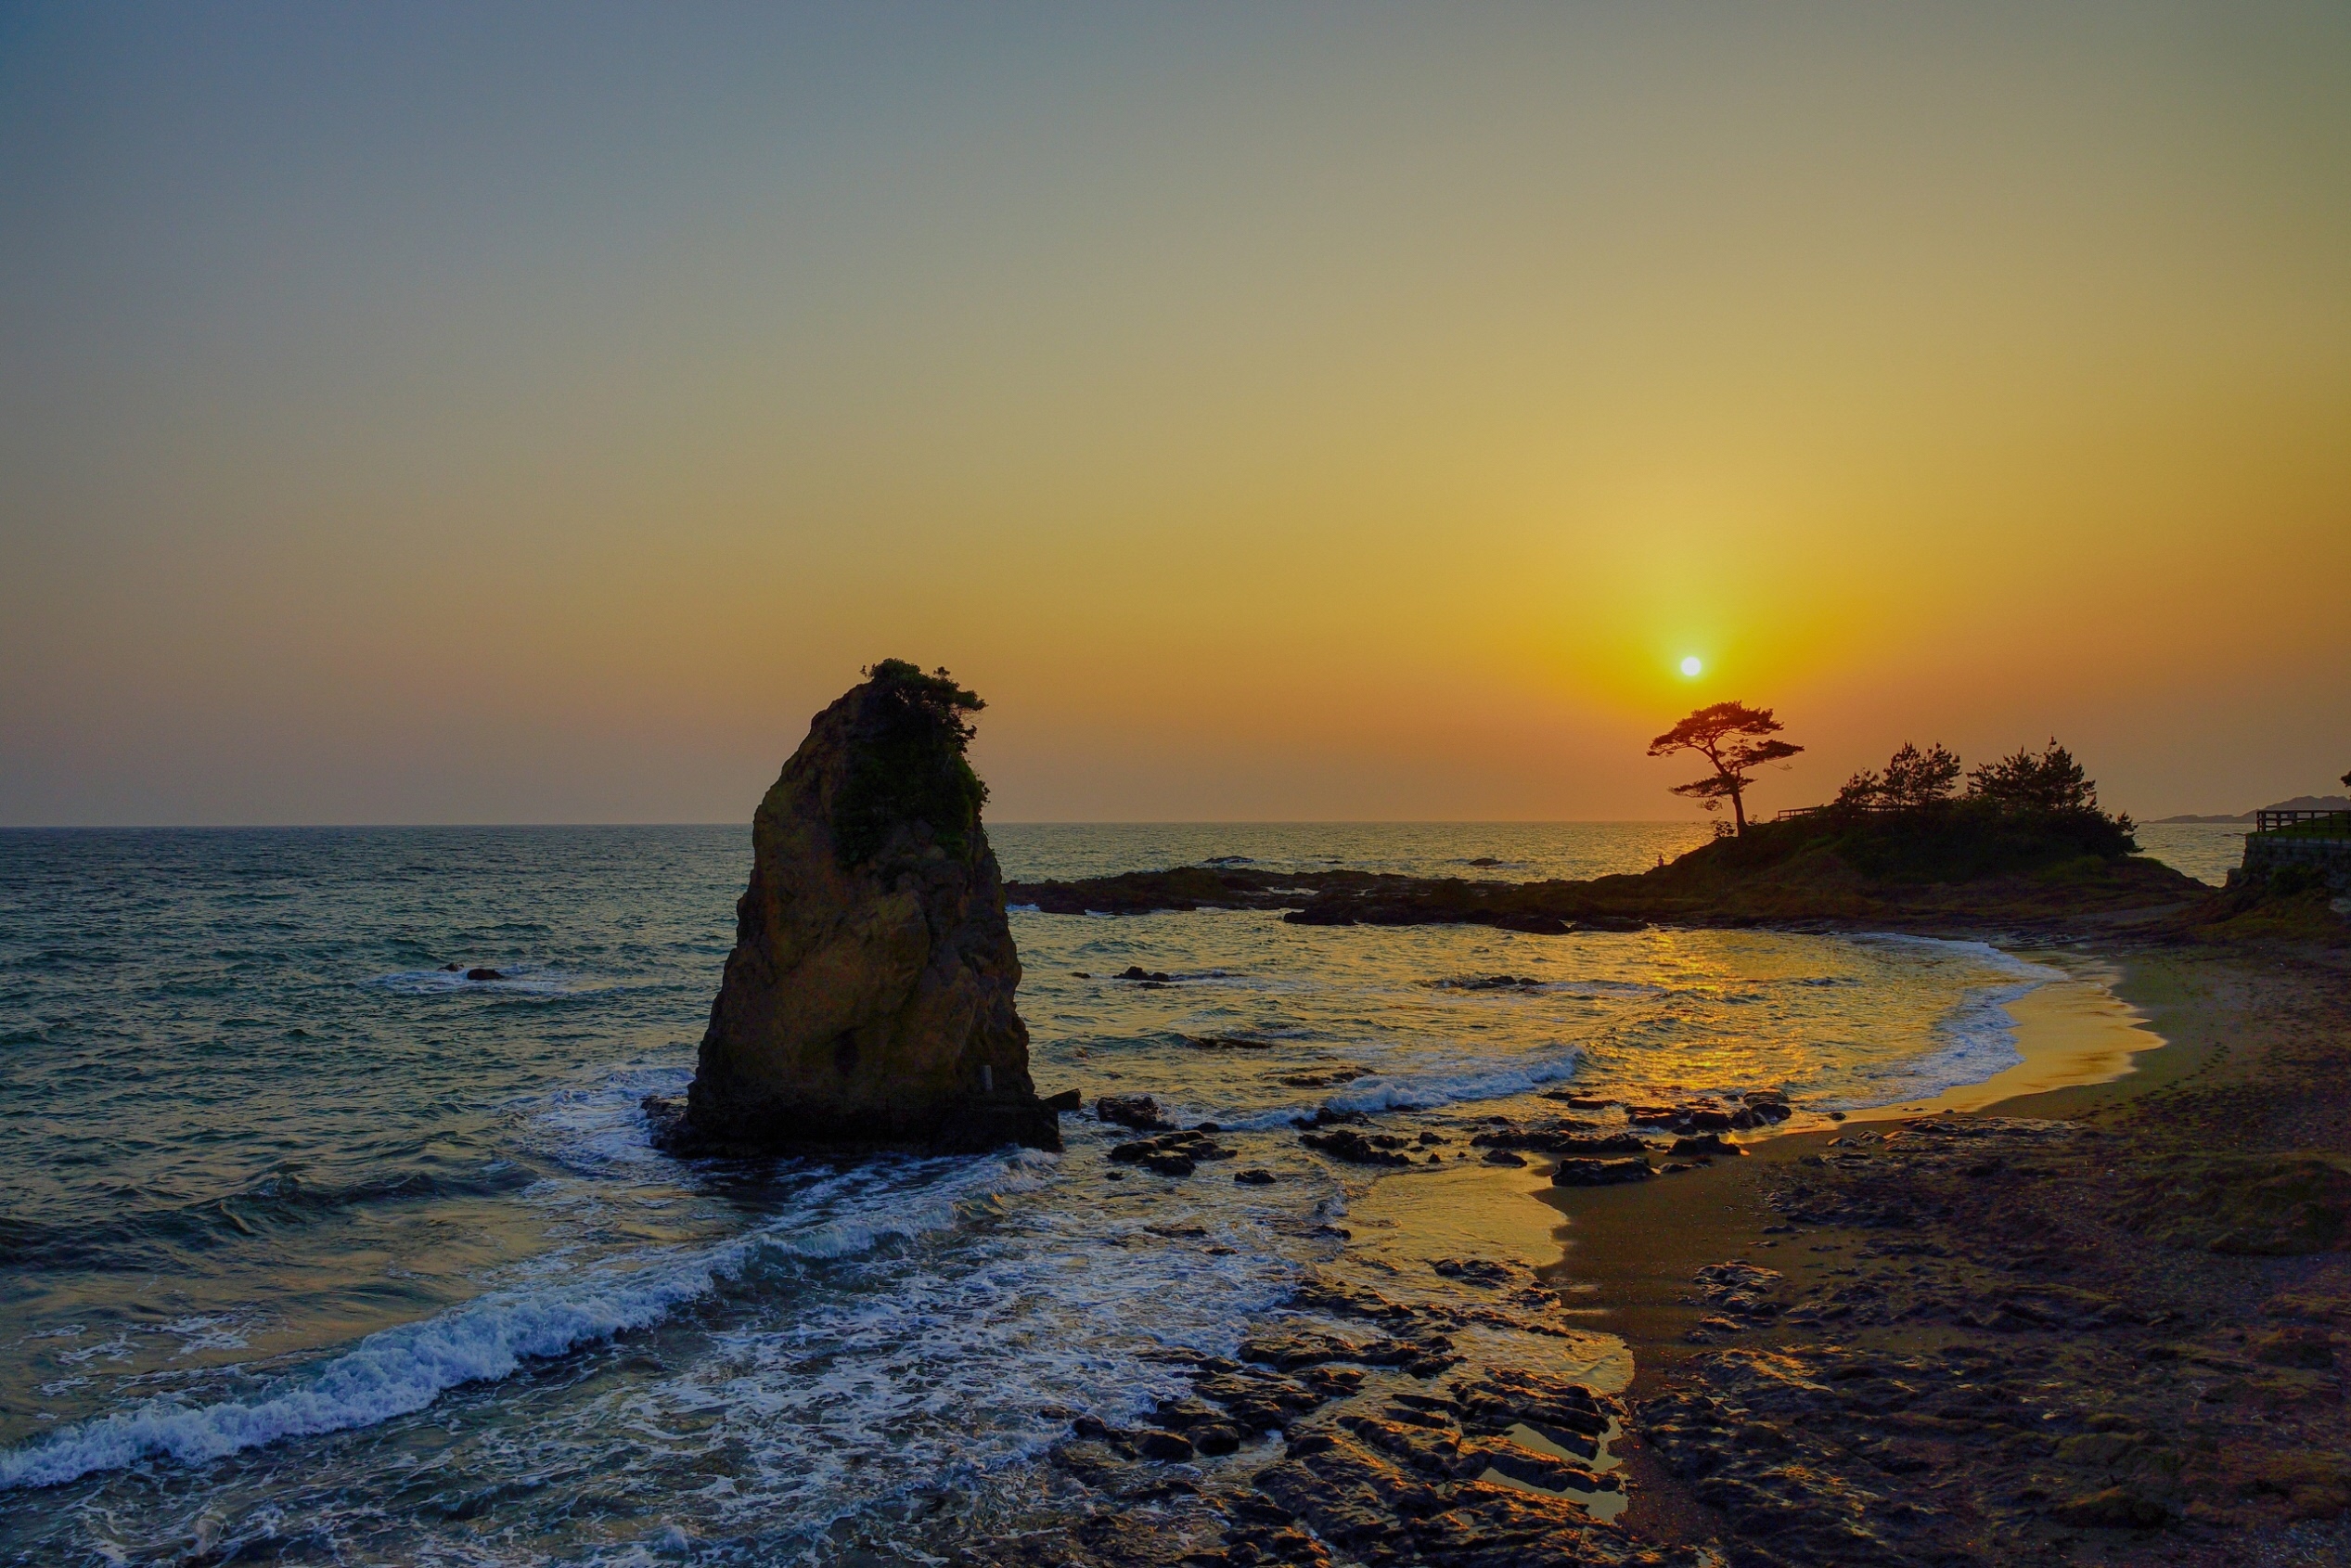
652, 661, 1060, 1156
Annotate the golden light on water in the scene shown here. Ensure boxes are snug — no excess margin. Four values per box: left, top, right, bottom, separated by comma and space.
1679, 656, 1703, 678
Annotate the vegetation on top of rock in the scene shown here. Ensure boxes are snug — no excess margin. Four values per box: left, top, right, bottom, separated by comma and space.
830, 659, 990, 868
668, 658, 1054, 1156
2197, 868, 2350, 945
1673, 794, 2138, 885
1761, 737, 2138, 881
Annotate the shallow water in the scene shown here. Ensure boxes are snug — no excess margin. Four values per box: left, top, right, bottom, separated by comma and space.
0, 823, 2142, 1562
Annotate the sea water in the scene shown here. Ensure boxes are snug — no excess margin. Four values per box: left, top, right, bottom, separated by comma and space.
2128, 820, 2247, 887
0, 824, 2178, 1562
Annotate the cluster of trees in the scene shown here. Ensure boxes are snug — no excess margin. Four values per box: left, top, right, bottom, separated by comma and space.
1835, 737, 2118, 823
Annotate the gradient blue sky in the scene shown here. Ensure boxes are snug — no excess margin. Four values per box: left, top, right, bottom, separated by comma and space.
4, 3, 2346, 823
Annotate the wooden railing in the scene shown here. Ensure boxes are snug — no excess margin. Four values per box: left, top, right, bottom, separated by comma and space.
1775, 803, 1914, 820
2254, 809, 2351, 838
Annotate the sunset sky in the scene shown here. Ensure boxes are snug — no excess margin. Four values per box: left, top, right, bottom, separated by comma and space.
3, 4, 2346, 825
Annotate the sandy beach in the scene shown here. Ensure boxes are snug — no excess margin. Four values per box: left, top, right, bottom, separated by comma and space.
1535, 934, 2351, 1564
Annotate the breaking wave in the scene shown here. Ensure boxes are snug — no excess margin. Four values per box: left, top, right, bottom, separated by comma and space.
0, 1150, 1049, 1491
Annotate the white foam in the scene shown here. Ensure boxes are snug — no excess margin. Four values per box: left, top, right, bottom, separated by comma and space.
1321, 1047, 1586, 1113
585, 1183, 1307, 1537
1825, 935, 2067, 1109
523, 1062, 693, 1170
1844, 932, 2062, 983
0, 1151, 1043, 1491
0, 1266, 711, 1489
1214, 1044, 1587, 1130
163, 1316, 251, 1357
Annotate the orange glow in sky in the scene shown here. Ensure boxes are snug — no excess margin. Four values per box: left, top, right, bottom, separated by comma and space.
1, 6, 2345, 823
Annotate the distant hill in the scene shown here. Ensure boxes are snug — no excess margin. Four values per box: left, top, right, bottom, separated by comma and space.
2151, 795, 2351, 824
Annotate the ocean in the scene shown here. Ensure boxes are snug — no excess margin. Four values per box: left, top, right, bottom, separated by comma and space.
2127, 820, 2246, 888
0, 823, 2194, 1563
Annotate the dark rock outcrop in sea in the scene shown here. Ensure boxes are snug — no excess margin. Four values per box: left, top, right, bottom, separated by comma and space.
651, 661, 1060, 1156
1000, 802, 2213, 934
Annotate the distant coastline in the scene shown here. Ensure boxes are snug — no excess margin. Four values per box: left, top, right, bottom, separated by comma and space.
2150, 793, 2351, 824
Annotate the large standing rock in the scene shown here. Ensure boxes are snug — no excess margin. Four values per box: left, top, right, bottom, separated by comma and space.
655, 661, 1060, 1156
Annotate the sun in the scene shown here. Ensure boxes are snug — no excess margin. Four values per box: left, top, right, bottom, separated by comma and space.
1679, 655, 1702, 677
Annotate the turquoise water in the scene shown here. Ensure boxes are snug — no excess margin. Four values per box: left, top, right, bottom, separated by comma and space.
0, 823, 2113, 1562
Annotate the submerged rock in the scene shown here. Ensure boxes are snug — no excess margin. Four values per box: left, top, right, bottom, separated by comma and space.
1551, 1157, 1654, 1187
656, 662, 1058, 1156
1301, 1127, 1417, 1167
1097, 1094, 1172, 1131
1472, 1122, 1651, 1157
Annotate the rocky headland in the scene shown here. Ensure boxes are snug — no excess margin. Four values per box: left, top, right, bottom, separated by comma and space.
650, 662, 1064, 1156
1006, 803, 2216, 937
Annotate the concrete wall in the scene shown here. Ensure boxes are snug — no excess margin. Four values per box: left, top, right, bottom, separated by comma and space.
2238, 834, 2351, 894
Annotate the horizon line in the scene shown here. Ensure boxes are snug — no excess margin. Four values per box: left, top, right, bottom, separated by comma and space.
0, 816, 1728, 832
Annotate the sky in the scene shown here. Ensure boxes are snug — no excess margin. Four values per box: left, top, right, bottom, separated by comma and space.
3, 3, 2346, 825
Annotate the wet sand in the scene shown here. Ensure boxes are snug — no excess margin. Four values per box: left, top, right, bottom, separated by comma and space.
1533, 948, 2177, 1347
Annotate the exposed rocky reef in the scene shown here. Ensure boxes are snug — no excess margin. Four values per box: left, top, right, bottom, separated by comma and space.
1624, 1107, 2351, 1564
950, 1262, 1702, 1568
652, 662, 1060, 1156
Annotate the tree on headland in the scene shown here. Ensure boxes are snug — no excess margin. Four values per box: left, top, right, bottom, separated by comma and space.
1648, 701, 1804, 836
1837, 741, 1960, 811
1965, 738, 2100, 815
